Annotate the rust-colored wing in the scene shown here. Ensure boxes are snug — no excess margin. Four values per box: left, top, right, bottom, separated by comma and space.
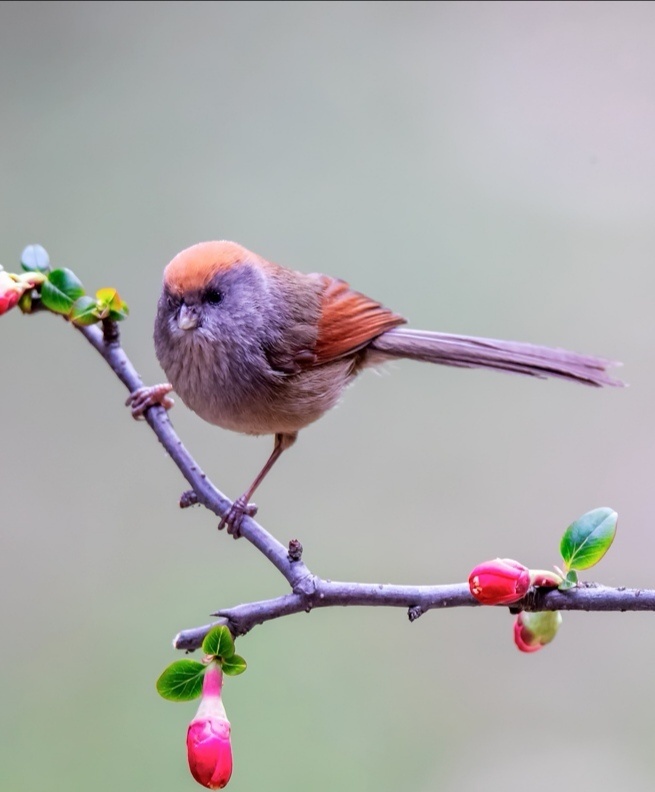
313, 275, 406, 364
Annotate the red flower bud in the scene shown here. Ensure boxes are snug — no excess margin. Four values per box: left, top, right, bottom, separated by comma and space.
513, 610, 562, 653
187, 664, 233, 789
468, 558, 531, 605
0, 271, 23, 315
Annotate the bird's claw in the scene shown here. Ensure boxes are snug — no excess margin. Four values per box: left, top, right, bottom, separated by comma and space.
218, 496, 258, 538
126, 384, 174, 419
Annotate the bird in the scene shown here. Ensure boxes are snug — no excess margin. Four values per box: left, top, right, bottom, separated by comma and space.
127, 240, 622, 535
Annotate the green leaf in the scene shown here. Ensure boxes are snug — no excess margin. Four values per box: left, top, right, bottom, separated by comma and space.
560, 507, 617, 571
221, 654, 247, 676
96, 287, 118, 304
108, 303, 129, 321
70, 296, 101, 326
40, 269, 85, 315
202, 626, 235, 659
96, 287, 129, 321
20, 244, 50, 273
558, 570, 579, 591
156, 660, 206, 701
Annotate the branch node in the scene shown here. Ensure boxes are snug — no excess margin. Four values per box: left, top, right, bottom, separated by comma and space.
292, 573, 318, 597
180, 489, 199, 508
408, 605, 423, 622
287, 538, 303, 562
515, 587, 538, 612
519, 585, 562, 612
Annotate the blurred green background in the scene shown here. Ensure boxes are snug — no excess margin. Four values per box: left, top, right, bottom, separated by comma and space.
2, 2, 654, 790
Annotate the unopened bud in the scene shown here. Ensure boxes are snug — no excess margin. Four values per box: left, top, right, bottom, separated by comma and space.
513, 610, 562, 653
0, 271, 23, 315
469, 558, 531, 605
186, 664, 233, 789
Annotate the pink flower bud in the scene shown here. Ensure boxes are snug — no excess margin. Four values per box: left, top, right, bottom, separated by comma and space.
0, 271, 23, 315
187, 664, 233, 789
468, 558, 531, 605
513, 610, 562, 653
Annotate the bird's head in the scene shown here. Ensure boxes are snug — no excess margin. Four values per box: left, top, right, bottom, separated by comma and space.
156, 240, 273, 343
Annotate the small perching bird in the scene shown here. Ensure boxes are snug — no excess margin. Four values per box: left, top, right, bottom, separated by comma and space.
128, 240, 622, 533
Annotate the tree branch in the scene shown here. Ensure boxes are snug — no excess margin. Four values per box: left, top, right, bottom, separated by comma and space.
173, 583, 655, 651
69, 321, 649, 652
77, 322, 315, 594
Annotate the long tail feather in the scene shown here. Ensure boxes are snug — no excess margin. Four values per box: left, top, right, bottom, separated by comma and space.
370, 328, 623, 387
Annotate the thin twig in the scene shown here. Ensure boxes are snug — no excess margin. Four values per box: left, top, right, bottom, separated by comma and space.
77, 323, 315, 593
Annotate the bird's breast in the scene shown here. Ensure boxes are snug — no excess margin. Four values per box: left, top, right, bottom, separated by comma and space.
158, 330, 354, 437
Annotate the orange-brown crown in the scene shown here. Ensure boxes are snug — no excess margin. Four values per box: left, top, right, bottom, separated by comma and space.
163, 241, 266, 295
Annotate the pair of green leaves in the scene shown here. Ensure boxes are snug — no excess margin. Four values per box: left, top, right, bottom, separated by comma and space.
20, 244, 129, 324
157, 626, 247, 702
557, 507, 617, 590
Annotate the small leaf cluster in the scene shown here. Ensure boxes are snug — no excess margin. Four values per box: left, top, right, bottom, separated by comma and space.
557, 507, 617, 590
156, 626, 247, 702
17, 244, 128, 325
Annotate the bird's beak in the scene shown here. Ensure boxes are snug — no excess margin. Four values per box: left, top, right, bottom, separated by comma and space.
177, 303, 199, 331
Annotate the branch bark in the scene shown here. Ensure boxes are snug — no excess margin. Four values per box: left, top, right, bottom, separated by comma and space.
173, 583, 655, 651
70, 321, 651, 652
78, 322, 315, 594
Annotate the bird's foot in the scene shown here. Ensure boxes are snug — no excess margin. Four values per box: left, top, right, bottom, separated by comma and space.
218, 495, 258, 538
126, 383, 174, 419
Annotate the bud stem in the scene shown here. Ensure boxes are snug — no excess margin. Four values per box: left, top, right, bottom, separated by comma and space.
201, 663, 224, 699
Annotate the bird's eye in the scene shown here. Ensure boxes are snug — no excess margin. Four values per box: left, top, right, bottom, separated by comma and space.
204, 288, 222, 305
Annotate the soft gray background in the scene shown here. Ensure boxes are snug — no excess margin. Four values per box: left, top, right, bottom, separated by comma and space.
2, 2, 654, 790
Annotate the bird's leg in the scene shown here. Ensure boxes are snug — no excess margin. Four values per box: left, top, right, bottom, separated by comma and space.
219, 432, 297, 538
126, 383, 174, 419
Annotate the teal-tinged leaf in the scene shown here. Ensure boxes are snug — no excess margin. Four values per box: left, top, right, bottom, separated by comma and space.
40, 269, 85, 315
221, 654, 247, 676
70, 296, 101, 326
557, 568, 579, 591
558, 570, 578, 591
202, 626, 235, 659
20, 244, 50, 273
156, 660, 206, 701
560, 508, 617, 571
